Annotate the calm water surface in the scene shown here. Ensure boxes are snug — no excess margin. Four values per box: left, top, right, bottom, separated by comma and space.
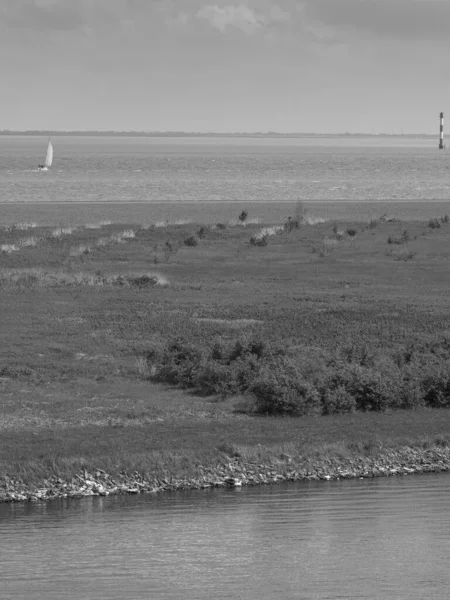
1, 136, 450, 225
1, 474, 450, 600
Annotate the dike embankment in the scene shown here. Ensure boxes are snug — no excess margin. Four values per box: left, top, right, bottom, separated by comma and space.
1, 444, 450, 503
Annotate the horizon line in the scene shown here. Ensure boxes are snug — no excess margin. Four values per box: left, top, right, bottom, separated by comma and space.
0, 130, 437, 138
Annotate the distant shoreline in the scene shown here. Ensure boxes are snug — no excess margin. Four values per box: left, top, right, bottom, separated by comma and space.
0, 131, 436, 139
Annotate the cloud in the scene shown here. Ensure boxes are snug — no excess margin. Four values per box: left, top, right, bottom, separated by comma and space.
0, 0, 174, 33
302, 0, 450, 41
2, 0, 85, 31
196, 3, 290, 35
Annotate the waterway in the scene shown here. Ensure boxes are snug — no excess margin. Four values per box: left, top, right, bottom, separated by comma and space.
1, 474, 450, 599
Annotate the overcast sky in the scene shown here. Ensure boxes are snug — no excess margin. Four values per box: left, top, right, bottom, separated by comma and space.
1, 0, 449, 132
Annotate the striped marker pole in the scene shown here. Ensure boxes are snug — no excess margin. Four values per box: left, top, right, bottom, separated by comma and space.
439, 112, 444, 149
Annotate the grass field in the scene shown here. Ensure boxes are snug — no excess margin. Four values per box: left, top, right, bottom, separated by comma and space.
2, 210, 450, 489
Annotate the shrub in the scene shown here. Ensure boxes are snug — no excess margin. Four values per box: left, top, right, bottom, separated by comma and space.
238, 210, 248, 223
1, 244, 19, 254
196, 354, 260, 397
387, 231, 409, 245
148, 336, 275, 396
393, 249, 416, 261
293, 201, 307, 224
216, 223, 226, 230
284, 216, 299, 233
149, 340, 204, 387
184, 235, 199, 247
250, 365, 322, 416
441, 215, 449, 223
332, 224, 345, 239
321, 386, 357, 414
428, 218, 441, 229
346, 228, 357, 237
250, 234, 268, 247
422, 371, 450, 407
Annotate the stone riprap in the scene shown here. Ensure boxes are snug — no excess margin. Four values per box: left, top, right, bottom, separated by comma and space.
1, 445, 450, 503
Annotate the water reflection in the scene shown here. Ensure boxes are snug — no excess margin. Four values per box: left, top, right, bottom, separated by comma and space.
1, 475, 450, 599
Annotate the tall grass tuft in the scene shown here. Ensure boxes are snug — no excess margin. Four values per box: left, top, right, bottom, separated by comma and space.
51, 227, 76, 238
19, 237, 40, 248
0, 269, 168, 288
84, 223, 102, 230
69, 245, 91, 257
119, 229, 136, 239
1, 244, 19, 254
7, 222, 37, 232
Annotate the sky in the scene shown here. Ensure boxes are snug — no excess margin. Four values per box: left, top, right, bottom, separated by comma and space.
1, 0, 450, 133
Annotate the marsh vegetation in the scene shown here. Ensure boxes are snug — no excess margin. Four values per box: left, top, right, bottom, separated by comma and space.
2, 210, 450, 490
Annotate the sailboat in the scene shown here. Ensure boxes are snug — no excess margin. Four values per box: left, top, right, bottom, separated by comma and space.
38, 139, 53, 171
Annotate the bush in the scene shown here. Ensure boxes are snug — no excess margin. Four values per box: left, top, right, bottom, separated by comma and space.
196, 355, 260, 397
148, 340, 204, 387
238, 210, 248, 223
250, 234, 268, 247
428, 218, 441, 229
393, 249, 415, 261
320, 363, 403, 412
422, 371, 450, 407
346, 228, 357, 237
184, 235, 199, 247
250, 365, 322, 416
146, 335, 450, 414
321, 386, 357, 414
386, 230, 409, 244
149, 336, 276, 396
284, 216, 299, 233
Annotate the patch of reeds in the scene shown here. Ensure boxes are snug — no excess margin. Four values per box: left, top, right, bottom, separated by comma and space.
18, 237, 40, 248
387, 230, 409, 245
84, 223, 102, 230
250, 225, 283, 246
0, 269, 168, 288
312, 237, 339, 257
51, 227, 76, 238
6, 222, 37, 232
1, 244, 19, 254
386, 247, 416, 261
69, 245, 92, 257
94, 237, 110, 248
119, 229, 136, 239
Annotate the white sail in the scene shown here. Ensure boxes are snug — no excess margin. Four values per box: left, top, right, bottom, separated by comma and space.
44, 139, 53, 168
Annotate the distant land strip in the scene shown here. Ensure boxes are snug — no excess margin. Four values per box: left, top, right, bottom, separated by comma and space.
0, 130, 436, 138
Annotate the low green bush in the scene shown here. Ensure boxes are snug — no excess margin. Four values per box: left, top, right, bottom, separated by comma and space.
146, 336, 450, 416
184, 235, 199, 247
429, 218, 441, 229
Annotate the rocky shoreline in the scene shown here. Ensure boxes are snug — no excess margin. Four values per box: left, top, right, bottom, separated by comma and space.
1, 445, 450, 503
